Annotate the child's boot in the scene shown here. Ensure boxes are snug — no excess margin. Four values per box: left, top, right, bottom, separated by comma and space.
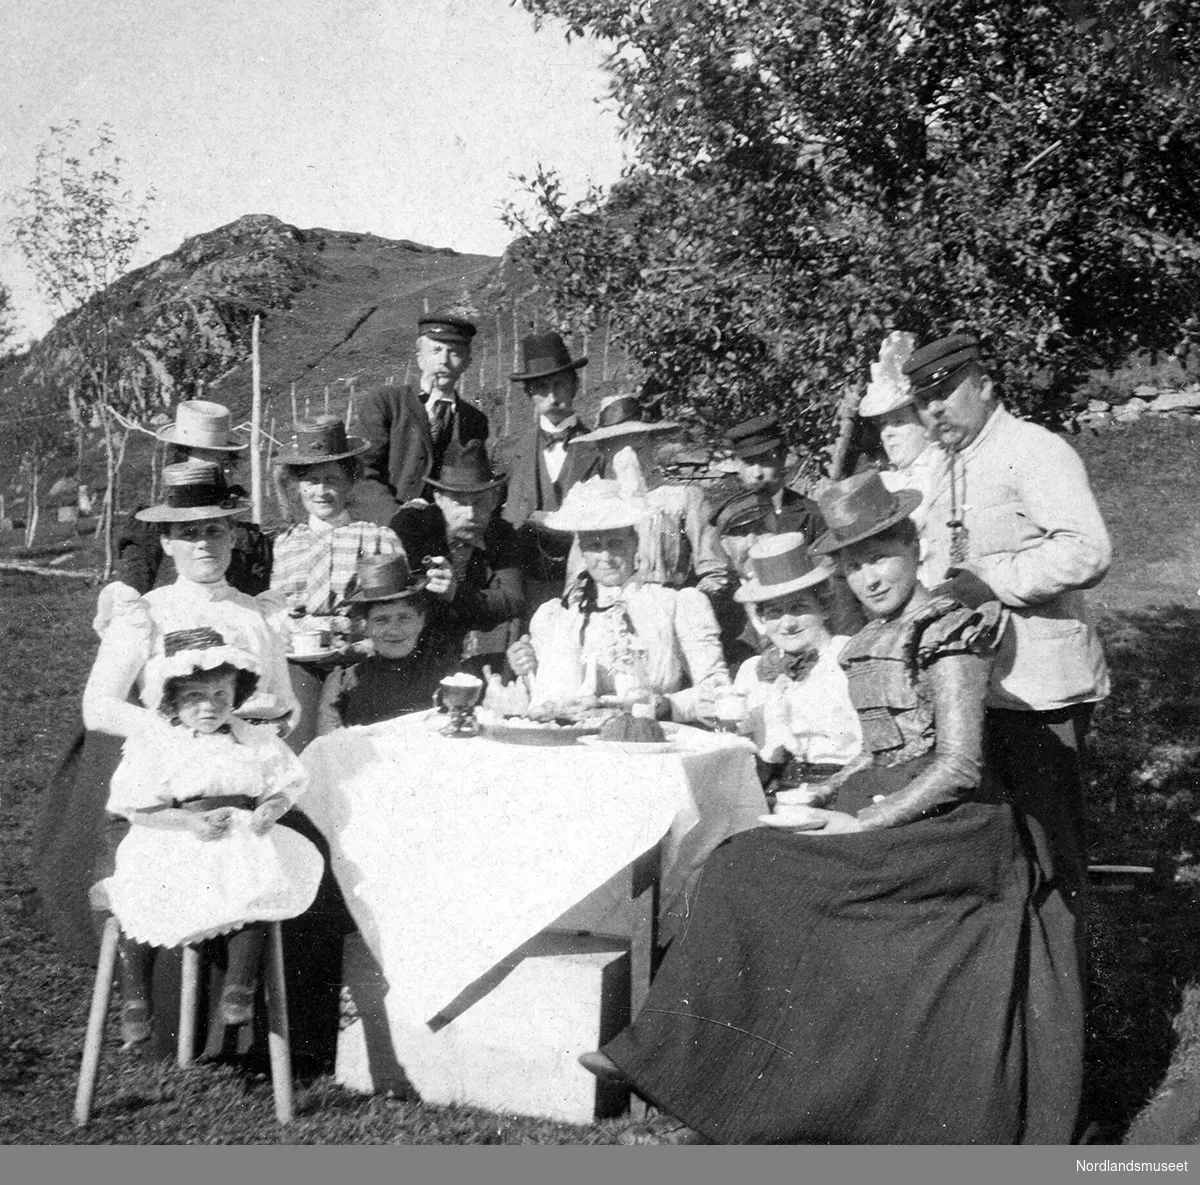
219, 924, 266, 1026
117, 936, 155, 1047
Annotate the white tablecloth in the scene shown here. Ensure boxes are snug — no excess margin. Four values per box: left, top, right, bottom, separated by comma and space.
299, 712, 763, 1024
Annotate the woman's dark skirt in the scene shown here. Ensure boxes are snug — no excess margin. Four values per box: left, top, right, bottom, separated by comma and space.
602, 768, 1082, 1144
32, 727, 353, 1075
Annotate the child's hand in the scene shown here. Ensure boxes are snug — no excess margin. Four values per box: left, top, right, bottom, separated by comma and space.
188, 808, 233, 842
250, 796, 288, 835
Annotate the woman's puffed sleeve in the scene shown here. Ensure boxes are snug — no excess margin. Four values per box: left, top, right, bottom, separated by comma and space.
82, 596, 157, 736
672, 587, 729, 690
92, 581, 145, 638
526, 599, 586, 705
913, 599, 1006, 667
255, 588, 294, 645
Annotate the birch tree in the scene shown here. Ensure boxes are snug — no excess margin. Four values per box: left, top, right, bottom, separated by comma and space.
9, 120, 154, 574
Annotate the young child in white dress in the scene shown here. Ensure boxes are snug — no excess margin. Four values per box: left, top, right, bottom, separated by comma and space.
103, 627, 324, 1048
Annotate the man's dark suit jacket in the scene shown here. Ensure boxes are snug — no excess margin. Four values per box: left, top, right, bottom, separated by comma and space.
775, 487, 824, 543
354, 385, 489, 525
502, 419, 603, 596
503, 419, 600, 527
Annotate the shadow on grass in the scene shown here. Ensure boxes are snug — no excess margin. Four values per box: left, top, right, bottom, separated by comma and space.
1084, 606, 1200, 1142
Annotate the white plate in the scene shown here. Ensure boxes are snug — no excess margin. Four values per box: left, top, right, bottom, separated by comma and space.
579, 736, 676, 755
287, 648, 339, 663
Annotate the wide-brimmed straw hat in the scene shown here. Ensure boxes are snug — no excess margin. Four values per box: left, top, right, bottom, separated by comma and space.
135, 460, 248, 523
511, 332, 587, 383
339, 553, 429, 607
859, 331, 917, 417
811, 471, 922, 554
155, 400, 247, 451
540, 476, 649, 534
570, 392, 680, 446
425, 440, 507, 494
722, 413, 787, 461
273, 416, 370, 466
734, 533, 834, 603
142, 626, 261, 713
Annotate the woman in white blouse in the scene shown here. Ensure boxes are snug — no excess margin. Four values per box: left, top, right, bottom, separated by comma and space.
506, 478, 729, 715
724, 533, 862, 799
40, 461, 311, 1062
681, 533, 862, 802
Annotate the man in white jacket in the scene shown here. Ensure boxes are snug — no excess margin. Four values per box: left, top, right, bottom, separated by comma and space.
904, 332, 1110, 1143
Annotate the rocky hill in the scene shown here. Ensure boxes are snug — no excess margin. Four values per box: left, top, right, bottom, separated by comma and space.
0, 213, 628, 517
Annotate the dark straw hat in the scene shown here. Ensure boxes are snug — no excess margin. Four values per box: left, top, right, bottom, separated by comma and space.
418, 310, 477, 344
340, 553, 429, 606
722, 413, 787, 460
570, 392, 680, 445
735, 533, 835, 603
902, 333, 982, 402
135, 460, 248, 523
425, 439, 506, 494
511, 332, 587, 383
812, 471, 922, 554
708, 486, 774, 534
272, 416, 370, 466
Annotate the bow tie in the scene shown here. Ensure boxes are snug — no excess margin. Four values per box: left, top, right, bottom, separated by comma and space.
757, 645, 820, 683
543, 427, 573, 445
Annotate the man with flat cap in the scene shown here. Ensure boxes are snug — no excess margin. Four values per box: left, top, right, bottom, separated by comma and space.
354, 310, 489, 525
503, 332, 603, 614
904, 331, 1110, 1143
722, 413, 824, 542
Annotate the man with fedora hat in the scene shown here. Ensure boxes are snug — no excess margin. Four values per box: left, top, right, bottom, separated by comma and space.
722, 413, 824, 542
903, 331, 1110, 1141
389, 439, 525, 670
503, 332, 604, 613
355, 309, 490, 525
565, 386, 734, 600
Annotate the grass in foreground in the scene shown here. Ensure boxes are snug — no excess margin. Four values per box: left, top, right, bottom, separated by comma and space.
5, 415, 1200, 1142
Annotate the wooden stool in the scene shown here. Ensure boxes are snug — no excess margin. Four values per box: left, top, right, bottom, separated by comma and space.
74, 917, 295, 1126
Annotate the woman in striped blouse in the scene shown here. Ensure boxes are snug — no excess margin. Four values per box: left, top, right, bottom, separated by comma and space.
269, 416, 401, 750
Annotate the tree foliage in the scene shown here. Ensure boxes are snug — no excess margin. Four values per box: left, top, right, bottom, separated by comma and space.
7, 120, 154, 565
508, 0, 1200, 449
9, 120, 154, 404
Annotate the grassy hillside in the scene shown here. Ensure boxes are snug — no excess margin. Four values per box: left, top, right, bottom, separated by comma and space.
0, 214, 629, 527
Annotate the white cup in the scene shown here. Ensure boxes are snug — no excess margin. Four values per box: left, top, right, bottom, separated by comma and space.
291, 629, 328, 657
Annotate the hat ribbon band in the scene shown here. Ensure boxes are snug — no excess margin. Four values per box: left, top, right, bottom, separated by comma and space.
597, 396, 641, 428
165, 483, 236, 509
163, 626, 227, 656
751, 551, 818, 587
